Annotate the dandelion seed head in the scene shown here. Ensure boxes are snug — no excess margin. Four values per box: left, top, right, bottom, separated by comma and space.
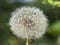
9, 7, 48, 39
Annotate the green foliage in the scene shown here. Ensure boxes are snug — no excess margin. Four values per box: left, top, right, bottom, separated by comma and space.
47, 21, 60, 36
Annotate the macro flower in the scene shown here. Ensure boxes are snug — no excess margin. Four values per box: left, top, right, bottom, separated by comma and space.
9, 7, 48, 39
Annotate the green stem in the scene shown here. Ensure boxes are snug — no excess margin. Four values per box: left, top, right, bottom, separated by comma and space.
57, 35, 60, 45
26, 38, 28, 45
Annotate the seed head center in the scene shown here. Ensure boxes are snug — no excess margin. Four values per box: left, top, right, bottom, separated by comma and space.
23, 18, 35, 29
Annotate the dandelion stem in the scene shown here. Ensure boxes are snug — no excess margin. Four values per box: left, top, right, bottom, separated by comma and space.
57, 35, 60, 45
26, 38, 28, 45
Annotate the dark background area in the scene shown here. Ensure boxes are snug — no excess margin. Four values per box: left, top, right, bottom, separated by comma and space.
0, 0, 60, 45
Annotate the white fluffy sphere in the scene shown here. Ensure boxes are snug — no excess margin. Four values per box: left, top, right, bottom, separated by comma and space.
9, 7, 48, 39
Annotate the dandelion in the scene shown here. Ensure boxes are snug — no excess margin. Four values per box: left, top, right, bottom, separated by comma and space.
9, 6, 48, 45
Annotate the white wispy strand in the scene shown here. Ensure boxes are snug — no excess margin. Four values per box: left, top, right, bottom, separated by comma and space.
9, 7, 48, 39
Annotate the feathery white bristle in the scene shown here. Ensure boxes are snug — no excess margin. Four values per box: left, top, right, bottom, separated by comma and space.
9, 6, 48, 39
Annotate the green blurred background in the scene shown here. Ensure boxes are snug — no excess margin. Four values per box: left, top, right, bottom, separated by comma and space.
0, 0, 60, 45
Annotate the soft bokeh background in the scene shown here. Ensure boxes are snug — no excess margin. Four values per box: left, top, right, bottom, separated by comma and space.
0, 0, 60, 45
